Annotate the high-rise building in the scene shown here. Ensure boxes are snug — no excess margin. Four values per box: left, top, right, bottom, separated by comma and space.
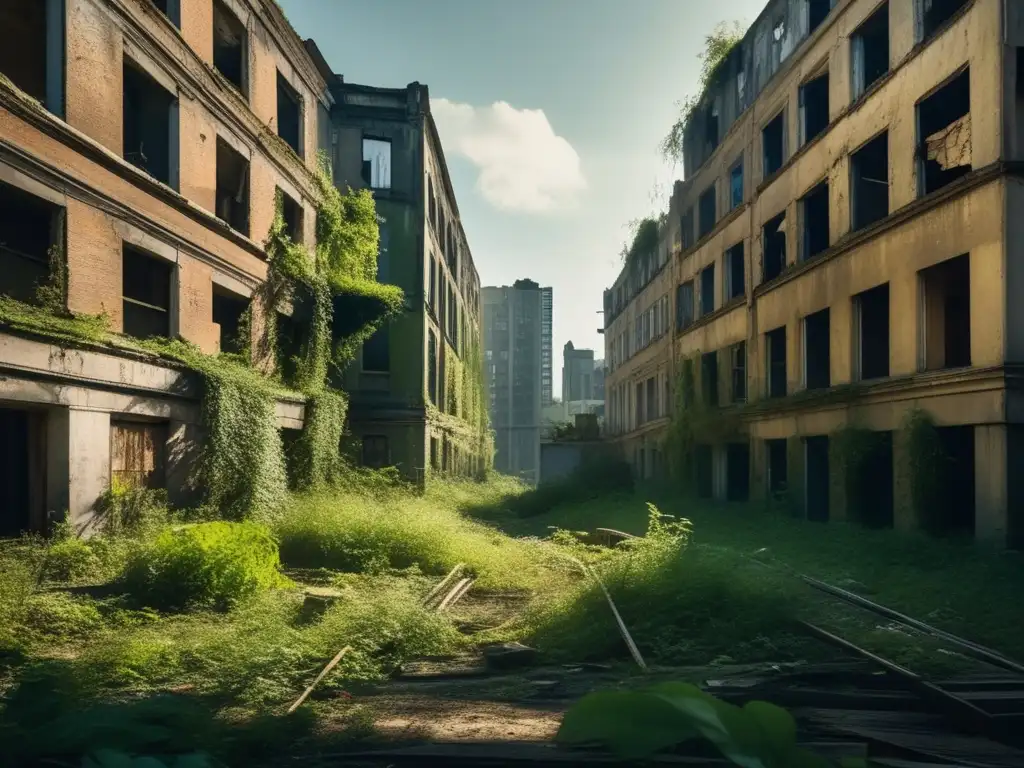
483, 279, 543, 484
541, 287, 553, 407
592, 360, 606, 401
562, 342, 595, 403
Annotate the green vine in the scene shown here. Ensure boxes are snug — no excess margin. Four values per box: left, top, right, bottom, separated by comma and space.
901, 407, 950, 534
830, 425, 888, 527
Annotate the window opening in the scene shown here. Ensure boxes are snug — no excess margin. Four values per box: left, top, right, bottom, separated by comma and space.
808, 0, 832, 32
762, 212, 787, 282
805, 435, 829, 522
918, 0, 968, 43
731, 341, 746, 402
766, 325, 787, 398
2, 0, 64, 115
726, 442, 750, 501
0, 407, 46, 536
681, 207, 695, 249
215, 137, 250, 236
212, 284, 248, 354
767, 438, 788, 498
0, 181, 62, 305
123, 58, 176, 187
803, 308, 830, 390
212, 0, 246, 95
702, 351, 719, 407
763, 111, 785, 177
851, 2, 889, 99
800, 181, 829, 261
676, 280, 694, 330
698, 185, 716, 239
917, 68, 970, 196
700, 264, 715, 317
730, 159, 744, 210
851, 132, 889, 231
920, 253, 970, 370
362, 138, 392, 189
122, 245, 172, 340
800, 71, 830, 145
725, 242, 744, 300
277, 72, 303, 157
855, 283, 890, 380
277, 187, 303, 243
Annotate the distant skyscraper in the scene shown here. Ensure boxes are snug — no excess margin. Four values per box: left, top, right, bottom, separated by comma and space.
482, 279, 544, 485
541, 287, 553, 407
562, 342, 595, 403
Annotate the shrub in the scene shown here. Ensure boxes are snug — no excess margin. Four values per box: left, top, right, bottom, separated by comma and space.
23, 593, 104, 640
94, 481, 169, 538
122, 522, 288, 610
41, 536, 99, 583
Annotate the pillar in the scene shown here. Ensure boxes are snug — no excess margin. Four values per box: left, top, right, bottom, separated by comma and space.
47, 407, 110, 536
975, 424, 1009, 547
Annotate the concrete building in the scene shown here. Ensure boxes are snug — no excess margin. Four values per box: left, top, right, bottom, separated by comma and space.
592, 359, 606, 401
324, 79, 487, 483
0, 0, 337, 534
541, 286, 553, 407
483, 279, 543, 484
562, 341, 595, 403
608, 0, 1024, 546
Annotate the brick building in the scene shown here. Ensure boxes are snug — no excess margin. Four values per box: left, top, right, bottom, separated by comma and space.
0, 0, 334, 533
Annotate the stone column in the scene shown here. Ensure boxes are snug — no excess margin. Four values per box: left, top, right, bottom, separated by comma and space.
47, 407, 110, 536
975, 424, 1009, 547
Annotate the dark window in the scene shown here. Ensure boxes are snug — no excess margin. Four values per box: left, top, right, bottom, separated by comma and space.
215, 137, 249, 236
851, 132, 889, 231
428, 255, 437, 314
681, 207, 695, 249
427, 330, 438, 404
766, 325, 787, 398
852, 2, 889, 99
363, 323, 390, 373
921, 253, 971, 370
762, 212, 787, 282
676, 281, 694, 330
917, 68, 970, 196
362, 138, 392, 189
123, 59, 176, 188
767, 438, 788, 497
702, 351, 719, 407
763, 111, 785, 177
700, 265, 715, 317
1, 0, 64, 115
276, 72, 302, 157
730, 159, 744, 209
212, 0, 246, 95
276, 311, 301, 382
726, 442, 750, 501
646, 376, 657, 422
856, 283, 890, 380
698, 185, 716, 239
800, 181, 829, 261
725, 242, 744, 300
0, 182, 62, 305
731, 341, 746, 403
277, 187, 303, 243
808, 0, 832, 32
704, 103, 720, 152
805, 435, 830, 522
919, 0, 968, 43
804, 308, 830, 389
800, 72, 830, 145
0, 407, 45, 536
362, 435, 390, 469
848, 431, 894, 528
212, 284, 248, 354
430, 436, 439, 470
122, 245, 172, 340
635, 381, 644, 426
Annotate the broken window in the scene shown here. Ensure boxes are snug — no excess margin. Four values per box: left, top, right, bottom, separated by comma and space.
805, 435, 829, 522
803, 308, 830, 390
681, 207, 695, 249
428, 329, 438, 404
731, 341, 746, 403
762, 212, 786, 282
0, 181, 63, 305
122, 245, 172, 340
807, 0, 832, 32
920, 253, 971, 371
1, 0, 64, 115
362, 435, 390, 469
213, 0, 246, 95
700, 264, 715, 317
362, 138, 392, 190
767, 438, 788, 498
851, 1, 889, 100
215, 137, 249, 236
676, 280, 694, 330
851, 132, 889, 231
123, 58, 177, 188
725, 241, 745, 300
698, 184, 716, 239
855, 283, 890, 380
762, 111, 785, 177
363, 322, 390, 372
766, 325, 787, 398
917, 0, 968, 43
212, 284, 248, 354
799, 71, 829, 145
277, 187, 303, 243
277, 72, 303, 157
800, 181, 829, 261
726, 442, 750, 501
729, 158, 744, 210
917, 68, 970, 196
702, 352, 719, 407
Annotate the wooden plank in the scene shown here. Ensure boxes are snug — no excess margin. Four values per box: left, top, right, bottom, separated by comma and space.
423, 563, 465, 607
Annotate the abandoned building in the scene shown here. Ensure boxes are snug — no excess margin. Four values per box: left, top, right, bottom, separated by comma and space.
322, 79, 488, 483
0, 0, 334, 534
605, 0, 1024, 547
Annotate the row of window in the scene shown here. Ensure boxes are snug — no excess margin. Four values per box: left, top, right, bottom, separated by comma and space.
426, 175, 480, 317
607, 294, 670, 372
606, 370, 670, 436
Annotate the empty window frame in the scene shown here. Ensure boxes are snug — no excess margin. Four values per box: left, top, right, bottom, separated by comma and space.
916, 0, 969, 44
676, 280, 695, 330
428, 329, 438, 404
212, 284, 248, 354
704, 102, 721, 153
700, 264, 715, 317
800, 181, 829, 261
212, 0, 246, 95
151, 0, 181, 27
428, 255, 437, 315
729, 157, 744, 210
803, 308, 830, 389
851, 2, 889, 100
766, 325, 787, 398
851, 132, 889, 231
725, 241, 745, 301
362, 435, 390, 469
698, 184, 716, 239
854, 283, 890, 380
762, 111, 785, 177
767, 438, 788, 497
702, 351, 719, 407
762, 212, 787, 283
731, 341, 746, 402
122, 245, 173, 339
799, 71, 830, 146
635, 381, 644, 427
362, 138, 392, 189
276, 72, 303, 157
646, 376, 657, 422
276, 187, 303, 243
920, 253, 971, 370
807, 0, 832, 33
916, 68, 971, 197
123, 58, 177, 188
362, 322, 390, 372
0, 181, 63, 305
215, 137, 250, 235
1, 0, 64, 115
681, 207, 695, 249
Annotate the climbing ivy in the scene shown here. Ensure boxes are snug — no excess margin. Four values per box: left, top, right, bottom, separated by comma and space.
900, 407, 950, 534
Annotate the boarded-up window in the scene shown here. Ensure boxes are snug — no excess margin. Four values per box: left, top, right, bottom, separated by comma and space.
110, 421, 167, 489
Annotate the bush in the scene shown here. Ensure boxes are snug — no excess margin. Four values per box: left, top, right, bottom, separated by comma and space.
508, 456, 635, 519
122, 522, 288, 611
94, 482, 169, 537
23, 593, 104, 640
41, 536, 99, 583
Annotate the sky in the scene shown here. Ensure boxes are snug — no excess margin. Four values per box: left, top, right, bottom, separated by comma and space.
279, 0, 766, 395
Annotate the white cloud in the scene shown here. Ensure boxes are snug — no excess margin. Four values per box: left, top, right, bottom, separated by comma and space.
431, 98, 586, 214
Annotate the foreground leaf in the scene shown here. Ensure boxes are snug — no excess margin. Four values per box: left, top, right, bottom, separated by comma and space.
557, 690, 697, 759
